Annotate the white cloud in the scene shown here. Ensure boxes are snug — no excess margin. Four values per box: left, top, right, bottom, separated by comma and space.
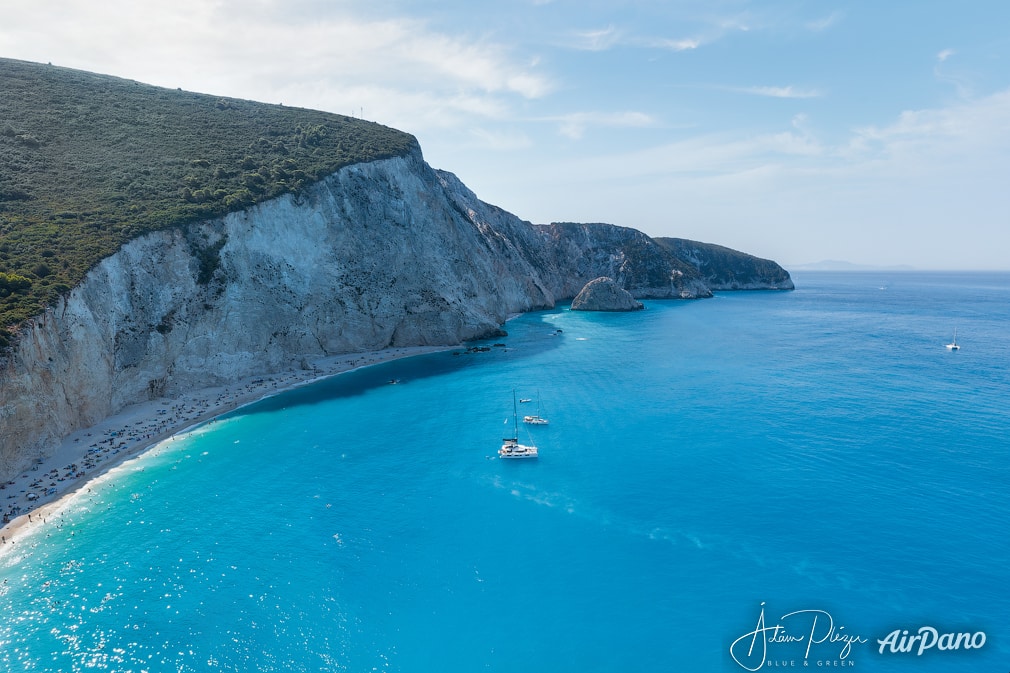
932, 48, 972, 97
584, 89, 1010, 185
397, 31, 551, 99
546, 111, 656, 140
564, 25, 703, 53
0, 0, 551, 130
270, 83, 512, 134
857, 90, 1010, 141
568, 26, 623, 52
716, 14, 754, 34
734, 85, 823, 99
634, 9, 775, 53
648, 37, 704, 51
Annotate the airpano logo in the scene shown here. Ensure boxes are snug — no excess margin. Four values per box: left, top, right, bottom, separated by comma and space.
876, 626, 986, 656
728, 602, 989, 671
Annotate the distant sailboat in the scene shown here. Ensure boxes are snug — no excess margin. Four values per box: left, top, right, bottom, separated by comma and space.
523, 390, 549, 425
500, 390, 538, 459
945, 328, 960, 351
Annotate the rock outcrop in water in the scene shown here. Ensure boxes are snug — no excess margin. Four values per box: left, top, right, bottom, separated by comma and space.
571, 277, 644, 312
0, 145, 792, 476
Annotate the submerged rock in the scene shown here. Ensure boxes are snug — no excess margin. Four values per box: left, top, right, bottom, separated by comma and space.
570, 277, 644, 312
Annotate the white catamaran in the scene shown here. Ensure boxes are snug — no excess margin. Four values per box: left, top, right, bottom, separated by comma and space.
500, 390, 538, 459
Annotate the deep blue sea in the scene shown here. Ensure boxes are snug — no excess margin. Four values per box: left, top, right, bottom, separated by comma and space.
2, 271, 1009, 672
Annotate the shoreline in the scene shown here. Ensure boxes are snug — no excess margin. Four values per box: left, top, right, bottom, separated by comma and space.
0, 345, 449, 547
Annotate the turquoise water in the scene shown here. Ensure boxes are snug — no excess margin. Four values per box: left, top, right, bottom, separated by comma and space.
2, 271, 1009, 672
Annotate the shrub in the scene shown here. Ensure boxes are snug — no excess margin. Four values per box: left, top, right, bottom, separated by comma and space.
0, 272, 32, 296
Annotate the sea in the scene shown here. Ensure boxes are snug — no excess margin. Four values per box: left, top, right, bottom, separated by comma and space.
1, 270, 1009, 673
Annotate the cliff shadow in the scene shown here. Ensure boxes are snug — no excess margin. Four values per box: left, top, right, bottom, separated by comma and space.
223, 308, 568, 419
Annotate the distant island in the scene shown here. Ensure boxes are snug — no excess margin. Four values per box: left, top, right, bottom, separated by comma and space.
0, 57, 792, 475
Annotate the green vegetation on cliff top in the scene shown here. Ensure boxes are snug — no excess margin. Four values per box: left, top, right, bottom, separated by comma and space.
0, 58, 417, 344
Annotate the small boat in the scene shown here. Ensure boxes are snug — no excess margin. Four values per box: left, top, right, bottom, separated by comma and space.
519, 398, 531, 403
500, 390, 538, 459
945, 328, 960, 351
523, 390, 549, 425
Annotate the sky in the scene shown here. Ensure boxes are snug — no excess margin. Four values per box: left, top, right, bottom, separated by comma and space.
3, 1, 1010, 270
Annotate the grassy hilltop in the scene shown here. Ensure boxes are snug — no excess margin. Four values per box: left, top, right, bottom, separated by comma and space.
0, 58, 417, 346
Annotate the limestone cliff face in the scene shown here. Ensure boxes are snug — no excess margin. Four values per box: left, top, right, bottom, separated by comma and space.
0, 150, 554, 472
0, 148, 792, 476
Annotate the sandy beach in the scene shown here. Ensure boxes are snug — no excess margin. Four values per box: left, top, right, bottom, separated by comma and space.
0, 345, 449, 548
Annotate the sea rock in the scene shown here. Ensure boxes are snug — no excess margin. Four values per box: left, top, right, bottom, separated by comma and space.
570, 277, 644, 312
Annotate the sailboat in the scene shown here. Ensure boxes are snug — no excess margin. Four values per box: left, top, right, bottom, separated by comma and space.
945, 328, 960, 351
523, 390, 549, 425
500, 390, 538, 459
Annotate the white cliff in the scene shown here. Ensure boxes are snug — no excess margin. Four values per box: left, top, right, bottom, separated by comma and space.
0, 150, 554, 474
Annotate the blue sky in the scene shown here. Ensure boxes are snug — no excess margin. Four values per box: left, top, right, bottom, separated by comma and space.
4, 1, 1010, 269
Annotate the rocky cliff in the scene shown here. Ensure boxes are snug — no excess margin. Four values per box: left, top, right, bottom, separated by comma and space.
0, 149, 545, 471
537, 223, 713, 299
655, 238, 795, 290
0, 146, 791, 476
